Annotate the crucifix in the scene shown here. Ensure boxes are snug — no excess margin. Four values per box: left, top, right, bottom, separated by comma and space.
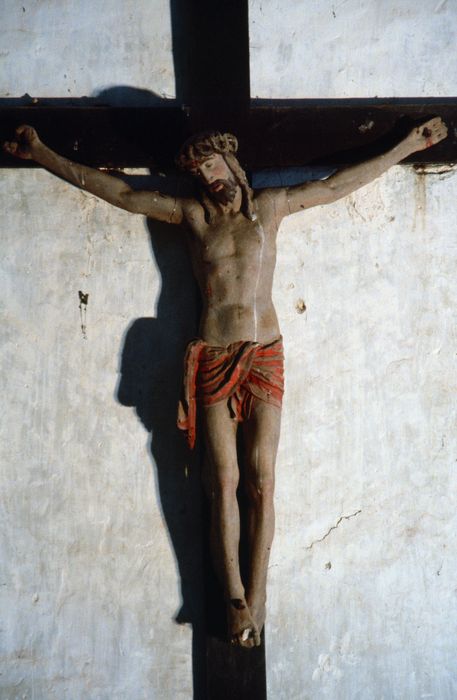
3, 114, 447, 643
1, 1, 455, 697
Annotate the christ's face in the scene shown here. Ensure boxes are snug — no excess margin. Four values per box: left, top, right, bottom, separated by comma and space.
189, 153, 238, 204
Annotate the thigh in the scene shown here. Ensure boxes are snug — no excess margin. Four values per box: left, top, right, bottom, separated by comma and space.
201, 401, 239, 489
242, 400, 282, 480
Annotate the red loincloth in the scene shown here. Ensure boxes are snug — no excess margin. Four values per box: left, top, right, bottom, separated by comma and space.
177, 337, 284, 449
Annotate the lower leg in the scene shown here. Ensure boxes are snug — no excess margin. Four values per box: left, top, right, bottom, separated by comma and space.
210, 486, 259, 647
245, 481, 275, 632
242, 402, 281, 635
209, 482, 243, 598
202, 404, 259, 647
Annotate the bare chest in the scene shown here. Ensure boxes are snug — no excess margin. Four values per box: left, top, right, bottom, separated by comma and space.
191, 215, 273, 266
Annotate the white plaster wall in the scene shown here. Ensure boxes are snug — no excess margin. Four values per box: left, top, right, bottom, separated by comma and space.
1, 2, 457, 699
270, 165, 457, 698
2, 1, 456, 101
0, 0, 175, 99
250, 0, 457, 98
1, 173, 199, 699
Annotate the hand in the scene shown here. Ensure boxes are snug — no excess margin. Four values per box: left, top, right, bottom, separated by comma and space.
3, 124, 41, 160
406, 117, 448, 153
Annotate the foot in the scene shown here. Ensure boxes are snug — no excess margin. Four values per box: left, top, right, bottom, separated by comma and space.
227, 598, 260, 648
247, 597, 266, 639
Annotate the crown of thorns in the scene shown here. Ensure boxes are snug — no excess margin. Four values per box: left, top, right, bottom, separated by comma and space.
176, 131, 238, 170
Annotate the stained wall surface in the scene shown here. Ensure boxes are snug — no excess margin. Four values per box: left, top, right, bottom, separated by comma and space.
1, 0, 176, 100
1, 2, 457, 699
249, 0, 457, 98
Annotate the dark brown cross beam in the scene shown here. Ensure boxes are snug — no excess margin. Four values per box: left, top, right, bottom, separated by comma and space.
1, 99, 457, 171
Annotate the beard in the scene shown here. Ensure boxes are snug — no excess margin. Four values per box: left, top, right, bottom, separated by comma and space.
205, 176, 238, 205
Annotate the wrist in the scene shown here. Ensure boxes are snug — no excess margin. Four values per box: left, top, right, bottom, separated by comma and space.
30, 140, 50, 163
395, 138, 414, 161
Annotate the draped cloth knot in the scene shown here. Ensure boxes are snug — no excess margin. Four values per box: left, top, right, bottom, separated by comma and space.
177, 336, 284, 449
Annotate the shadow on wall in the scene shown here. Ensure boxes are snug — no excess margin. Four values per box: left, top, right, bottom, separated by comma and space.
92, 85, 170, 107
98, 85, 207, 698
115, 214, 207, 697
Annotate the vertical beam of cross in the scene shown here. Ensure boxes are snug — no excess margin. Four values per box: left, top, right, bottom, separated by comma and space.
169, 2, 268, 697
170, 0, 250, 132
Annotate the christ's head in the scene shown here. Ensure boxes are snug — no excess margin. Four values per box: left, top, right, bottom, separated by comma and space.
188, 152, 238, 206
176, 131, 255, 221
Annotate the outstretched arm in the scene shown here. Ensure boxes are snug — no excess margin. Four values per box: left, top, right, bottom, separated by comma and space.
3, 125, 184, 224
281, 117, 447, 215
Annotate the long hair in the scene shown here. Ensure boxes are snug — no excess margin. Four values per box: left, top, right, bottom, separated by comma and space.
176, 131, 256, 224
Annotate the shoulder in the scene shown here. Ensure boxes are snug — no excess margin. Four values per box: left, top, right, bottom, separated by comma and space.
181, 197, 208, 231
253, 187, 289, 221
182, 197, 204, 218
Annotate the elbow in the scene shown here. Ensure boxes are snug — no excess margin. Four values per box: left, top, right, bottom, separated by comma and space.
317, 180, 343, 204
118, 190, 139, 213
325, 180, 339, 196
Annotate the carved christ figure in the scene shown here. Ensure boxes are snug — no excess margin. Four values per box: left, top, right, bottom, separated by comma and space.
4, 117, 447, 647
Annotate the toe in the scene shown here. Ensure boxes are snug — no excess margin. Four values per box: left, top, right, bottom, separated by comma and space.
240, 627, 257, 649
240, 635, 255, 649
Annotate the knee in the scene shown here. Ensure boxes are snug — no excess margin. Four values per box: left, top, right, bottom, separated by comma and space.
207, 469, 240, 502
244, 469, 275, 506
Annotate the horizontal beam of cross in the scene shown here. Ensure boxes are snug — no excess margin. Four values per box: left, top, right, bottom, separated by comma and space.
1, 99, 456, 171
